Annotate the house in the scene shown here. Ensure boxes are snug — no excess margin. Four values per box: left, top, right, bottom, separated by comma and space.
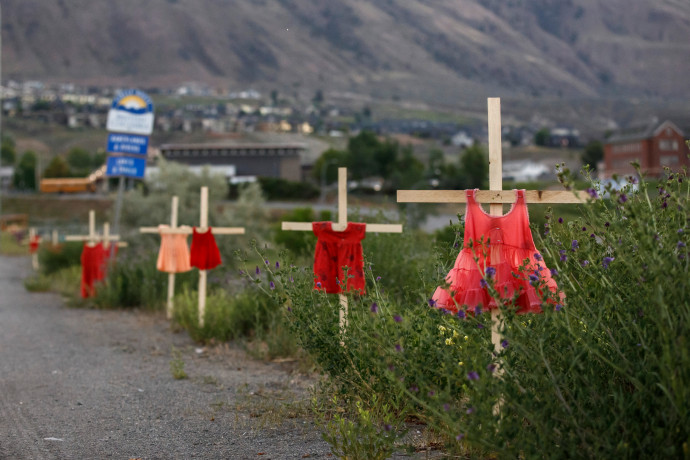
604, 120, 690, 178
158, 143, 305, 182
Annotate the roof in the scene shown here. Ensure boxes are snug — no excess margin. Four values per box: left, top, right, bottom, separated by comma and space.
160, 143, 306, 151
607, 120, 684, 144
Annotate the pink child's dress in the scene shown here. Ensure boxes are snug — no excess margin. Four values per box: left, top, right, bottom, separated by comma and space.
432, 189, 563, 314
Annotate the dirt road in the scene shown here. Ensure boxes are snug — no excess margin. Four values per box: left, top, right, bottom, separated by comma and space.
0, 255, 331, 459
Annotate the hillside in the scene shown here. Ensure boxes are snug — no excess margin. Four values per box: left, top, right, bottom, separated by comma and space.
2, 0, 689, 104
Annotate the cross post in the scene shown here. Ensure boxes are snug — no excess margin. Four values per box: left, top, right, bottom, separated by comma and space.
29, 227, 40, 270
397, 97, 587, 355
281, 167, 403, 341
140, 187, 245, 326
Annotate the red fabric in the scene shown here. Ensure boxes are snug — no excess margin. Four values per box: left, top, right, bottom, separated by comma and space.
433, 189, 563, 314
81, 242, 106, 298
312, 222, 366, 294
190, 227, 222, 270
28, 235, 41, 254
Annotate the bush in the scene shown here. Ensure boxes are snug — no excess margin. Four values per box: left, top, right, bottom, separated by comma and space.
39, 242, 83, 275
256, 177, 320, 200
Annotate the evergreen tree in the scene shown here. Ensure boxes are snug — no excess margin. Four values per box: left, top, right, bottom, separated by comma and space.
13, 151, 37, 190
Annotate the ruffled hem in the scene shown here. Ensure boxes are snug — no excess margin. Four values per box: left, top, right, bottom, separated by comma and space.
432, 245, 563, 315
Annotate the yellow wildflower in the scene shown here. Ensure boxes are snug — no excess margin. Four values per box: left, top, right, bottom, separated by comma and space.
458, 361, 464, 366
452, 330, 459, 338
464, 335, 469, 341
445, 338, 454, 346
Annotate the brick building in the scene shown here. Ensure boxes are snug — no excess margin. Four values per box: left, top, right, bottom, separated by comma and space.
604, 120, 689, 177
158, 143, 305, 181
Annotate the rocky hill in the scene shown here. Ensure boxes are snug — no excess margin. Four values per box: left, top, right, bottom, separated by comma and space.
3, 0, 689, 104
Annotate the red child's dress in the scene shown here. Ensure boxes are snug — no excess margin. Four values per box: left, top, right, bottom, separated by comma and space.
312, 222, 366, 294
29, 235, 41, 254
433, 189, 562, 314
190, 227, 222, 270
81, 242, 106, 298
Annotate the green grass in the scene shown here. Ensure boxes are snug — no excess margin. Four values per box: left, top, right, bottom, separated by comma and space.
0, 231, 29, 256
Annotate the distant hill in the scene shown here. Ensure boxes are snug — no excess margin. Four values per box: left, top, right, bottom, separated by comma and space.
3, 0, 689, 104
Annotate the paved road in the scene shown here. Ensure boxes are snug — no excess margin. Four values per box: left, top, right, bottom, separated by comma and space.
0, 255, 330, 459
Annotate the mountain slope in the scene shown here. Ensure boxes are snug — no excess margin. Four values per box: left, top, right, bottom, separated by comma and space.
2, 0, 689, 102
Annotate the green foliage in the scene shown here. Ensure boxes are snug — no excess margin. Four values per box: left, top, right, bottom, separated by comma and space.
256, 176, 319, 200
13, 151, 37, 190
535, 127, 551, 146
43, 156, 72, 178
582, 140, 604, 171
66, 147, 95, 177
312, 148, 349, 184
347, 131, 382, 180
38, 242, 82, 275
316, 396, 401, 460
170, 346, 188, 380
24, 273, 52, 292
1, 136, 16, 165
459, 144, 488, 189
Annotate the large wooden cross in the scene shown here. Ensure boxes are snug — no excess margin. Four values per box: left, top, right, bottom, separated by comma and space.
140, 187, 245, 327
282, 167, 403, 340
65, 210, 122, 247
398, 98, 586, 354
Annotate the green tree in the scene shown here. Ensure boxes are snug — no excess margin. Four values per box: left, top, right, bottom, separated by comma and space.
534, 128, 551, 146
347, 131, 382, 180
313, 148, 349, 185
43, 156, 72, 178
92, 151, 107, 169
66, 147, 93, 177
459, 144, 489, 189
581, 140, 604, 171
12, 151, 37, 190
390, 146, 424, 189
1, 136, 16, 165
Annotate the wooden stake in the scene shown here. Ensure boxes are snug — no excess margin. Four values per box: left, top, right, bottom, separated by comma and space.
29, 227, 39, 270
282, 167, 403, 343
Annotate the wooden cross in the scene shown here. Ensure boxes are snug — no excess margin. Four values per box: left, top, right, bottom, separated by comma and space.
28, 227, 40, 270
140, 187, 245, 327
139, 196, 186, 319
65, 211, 122, 247
397, 98, 587, 355
282, 167, 403, 340
51, 229, 59, 246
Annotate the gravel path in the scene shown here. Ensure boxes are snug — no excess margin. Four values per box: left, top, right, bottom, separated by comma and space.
0, 255, 332, 459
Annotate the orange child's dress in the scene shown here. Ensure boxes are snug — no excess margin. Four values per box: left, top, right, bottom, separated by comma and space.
432, 189, 562, 314
156, 225, 192, 273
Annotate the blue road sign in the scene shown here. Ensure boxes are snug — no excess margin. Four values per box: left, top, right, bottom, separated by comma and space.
106, 89, 155, 135
107, 133, 149, 155
106, 155, 146, 179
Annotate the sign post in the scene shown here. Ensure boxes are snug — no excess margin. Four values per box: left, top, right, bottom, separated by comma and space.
105, 89, 155, 260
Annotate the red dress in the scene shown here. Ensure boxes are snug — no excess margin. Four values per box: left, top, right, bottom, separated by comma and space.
29, 235, 41, 254
190, 227, 222, 270
81, 242, 106, 298
433, 189, 562, 314
312, 222, 366, 294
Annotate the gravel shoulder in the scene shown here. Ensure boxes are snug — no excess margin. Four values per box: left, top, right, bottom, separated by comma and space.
0, 255, 331, 459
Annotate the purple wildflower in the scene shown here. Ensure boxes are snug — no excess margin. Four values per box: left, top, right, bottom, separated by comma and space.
275, 261, 280, 269
394, 315, 403, 323
479, 279, 488, 289
409, 385, 419, 393
534, 253, 543, 261
571, 240, 579, 251
428, 391, 435, 397
581, 260, 590, 267
466, 407, 475, 414
269, 281, 275, 290
677, 241, 686, 249
477, 323, 485, 329
487, 363, 497, 373
376, 276, 382, 281
316, 281, 322, 288
550, 268, 558, 277
395, 344, 402, 352
289, 276, 294, 283
467, 371, 480, 381
662, 201, 669, 209
264, 259, 269, 265
529, 273, 539, 285
558, 217, 563, 224
443, 403, 450, 412
474, 305, 482, 315
457, 310, 466, 319
602, 257, 614, 269
586, 188, 598, 199
555, 304, 563, 312
255, 266, 260, 275
605, 222, 610, 227
485, 266, 496, 279
618, 193, 628, 204
370, 302, 379, 313
239, 270, 245, 275
678, 228, 684, 234
559, 249, 567, 262
287, 307, 292, 312
456, 434, 465, 441
384, 424, 392, 432
582, 226, 587, 232
428, 298, 436, 307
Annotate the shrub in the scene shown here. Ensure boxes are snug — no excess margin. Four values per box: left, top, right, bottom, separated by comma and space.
39, 242, 83, 275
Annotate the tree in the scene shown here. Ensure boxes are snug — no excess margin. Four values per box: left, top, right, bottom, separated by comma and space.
66, 147, 93, 176
581, 140, 604, 171
459, 144, 489, 189
347, 131, 382, 180
1, 136, 16, 165
390, 146, 424, 189
43, 156, 72, 178
13, 151, 37, 190
534, 128, 551, 146
313, 148, 349, 185
92, 151, 107, 168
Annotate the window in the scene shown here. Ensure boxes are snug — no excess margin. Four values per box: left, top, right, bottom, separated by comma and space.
612, 143, 642, 154
659, 139, 679, 151
660, 155, 679, 166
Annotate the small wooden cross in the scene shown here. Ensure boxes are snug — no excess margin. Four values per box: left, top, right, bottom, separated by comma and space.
65, 210, 122, 247
140, 187, 245, 327
28, 227, 40, 270
282, 167, 403, 340
398, 98, 587, 355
